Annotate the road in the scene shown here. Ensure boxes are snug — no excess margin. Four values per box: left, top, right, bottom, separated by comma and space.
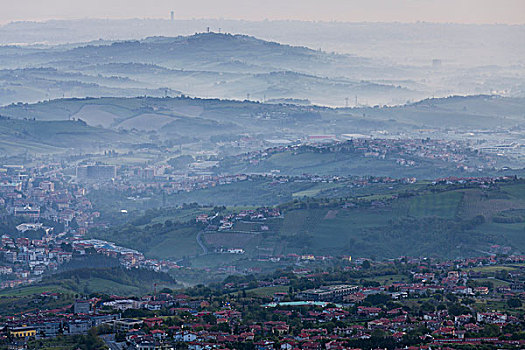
196, 231, 208, 255
100, 334, 124, 350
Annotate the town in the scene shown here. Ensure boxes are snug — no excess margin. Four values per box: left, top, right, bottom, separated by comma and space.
1, 4, 524, 349
0, 253, 524, 349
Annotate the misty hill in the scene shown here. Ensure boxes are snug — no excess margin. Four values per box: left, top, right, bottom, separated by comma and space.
0, 33, 423, 106
0, 95, 523, 166
1, 94, 522, 131
4, 31, 520, 106
365, 95, 525, 129
1, 19, 523, 67
0, 115, 142, 157
217, 140, 504, 179
0, 67, 179, 105
0, 33, 365, 73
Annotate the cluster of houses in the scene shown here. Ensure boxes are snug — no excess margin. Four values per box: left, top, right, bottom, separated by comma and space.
0, 298, 120, 340
0, 233, 74, 288
0, 164, 101, 234
196, 207, 281, 232
234, 138, 500, 173
0, 235, 181, 289
1, 252, 524, 349
71, 239, 180, 272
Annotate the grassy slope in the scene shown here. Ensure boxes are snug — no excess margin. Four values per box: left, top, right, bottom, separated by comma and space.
89, 183, 525, 267
0, 117, 136, 155
277, 181, 525, 258
0, 266, 178, 306
91, 181, 525, 264
89, 177, 419, 212
221, 148, 488, 179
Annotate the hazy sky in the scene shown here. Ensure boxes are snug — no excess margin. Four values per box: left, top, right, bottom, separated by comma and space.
1, 0, 524, 25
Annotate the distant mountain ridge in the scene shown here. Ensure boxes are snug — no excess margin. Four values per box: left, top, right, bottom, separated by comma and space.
1, 30, 523, 106
0, 32, 428, 106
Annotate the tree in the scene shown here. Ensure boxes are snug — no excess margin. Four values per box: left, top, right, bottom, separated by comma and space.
371, 329, 387, 338
448, 303, 470, 316
507, 298, 522, 308
480, 324, 501, 337
420, 302, 435, 313
364, 294, 390, 306
69, 217, 79, 230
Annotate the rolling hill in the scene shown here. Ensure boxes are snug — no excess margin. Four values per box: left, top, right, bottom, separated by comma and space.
0, 95, 523, 167
0, 116, 142, 157
0, 33, 423, 106
16, 30, 524, 108
89, 179, 525, 265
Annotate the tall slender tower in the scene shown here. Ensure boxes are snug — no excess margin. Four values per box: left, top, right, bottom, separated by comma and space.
170, 11, 174, 21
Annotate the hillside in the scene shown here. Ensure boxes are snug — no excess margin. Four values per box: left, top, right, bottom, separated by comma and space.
0, 265, 177, 308
218, 139, 519, 178
0, 95, 522, 166
0, 116, 140, 157
2, 20, 522, 67
364, 95, 525, 129
0, 33, 367, 75
0, 33, 424, 106
2, 31, 522, 107
2, 94, 522, 131
90, 180, 525, 266
274, 182, 525, 259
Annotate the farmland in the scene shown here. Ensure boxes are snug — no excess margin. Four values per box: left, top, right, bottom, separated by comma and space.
89, 179, 525, 267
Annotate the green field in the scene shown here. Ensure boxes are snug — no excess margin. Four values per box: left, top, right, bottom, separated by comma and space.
91, 180, 525, 262
247, 285, 290, 297
466, 265, 518, 273
0, 285, 71, 297
143, 227, 202, 259
275, 181, 525, 258
471, 278, 510, 288
367, 274, 409, 285
408, 191, 462, 218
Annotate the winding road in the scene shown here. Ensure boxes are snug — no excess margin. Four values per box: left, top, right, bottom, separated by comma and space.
196, 231, 208, 255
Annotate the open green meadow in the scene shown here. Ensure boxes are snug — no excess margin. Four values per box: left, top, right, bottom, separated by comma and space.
408, 191, 462, 218
247, 285, 290, 297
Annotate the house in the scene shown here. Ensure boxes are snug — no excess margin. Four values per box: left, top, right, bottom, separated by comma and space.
357, 306, 382, 317
73, 300, 91, 314
273, 292, 288, 302
254, 341, 274, 350
143, 317, 163, 328
66, 319, 91, 335
151, 329, 167, 340
477, 312, 507, 324
174, 331, 198, 342
297, 284, 358, 301
114, 319, 143, 332
144, 301, 164, 311
474, 286, 489, 295
452, 286, 473, 295
343, 292, 365, 303
9, 326, 37, 339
